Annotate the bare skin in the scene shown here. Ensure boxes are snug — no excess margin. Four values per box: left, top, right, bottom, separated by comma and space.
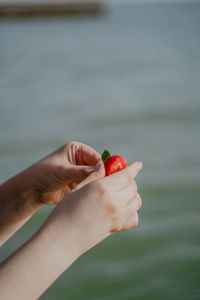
0, 141, 102, 245
0, 141, 142, 300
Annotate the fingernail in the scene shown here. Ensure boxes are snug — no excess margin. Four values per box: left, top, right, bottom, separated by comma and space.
137, 162, 142, 170
95, 159, 102, 171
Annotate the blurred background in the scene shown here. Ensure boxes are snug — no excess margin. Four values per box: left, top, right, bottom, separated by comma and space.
0, 0, 200, 299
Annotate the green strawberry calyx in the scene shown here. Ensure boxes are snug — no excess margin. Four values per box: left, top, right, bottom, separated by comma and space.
101, 149, 111, 162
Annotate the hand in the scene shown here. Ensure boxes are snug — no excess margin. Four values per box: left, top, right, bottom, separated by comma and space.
0, 141, 103, 245
0, 161, 142, 299
41, 161, 142, 256
25, 141, 103, 205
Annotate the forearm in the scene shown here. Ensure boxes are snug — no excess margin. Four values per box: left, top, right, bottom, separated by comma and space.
0, 213, 83, 300
0, 169, 42, 246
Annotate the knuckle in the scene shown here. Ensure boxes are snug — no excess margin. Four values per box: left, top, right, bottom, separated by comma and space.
138, 198, 142, 209
95, 178, 108, 196
120, 224, 130, 231
98, 178, 106, 191
136, 193, 142, 209
133, 213, 139, 227
107, 202, 117, 214
107, 201, 119, 216
110, 218, 121, 233
67, 141, 78, 147
127, 173, 133, 185
110, 227, 120, 233
133, 180, 137, 193
108, 205, 121, 233
66, 141, 79, 153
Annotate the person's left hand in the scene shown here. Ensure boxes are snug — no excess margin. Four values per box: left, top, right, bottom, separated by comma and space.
20, 141, 104, 206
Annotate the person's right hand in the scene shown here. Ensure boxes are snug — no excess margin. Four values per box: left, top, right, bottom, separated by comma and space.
0, 161, 142, 300
40, 161, 142, 257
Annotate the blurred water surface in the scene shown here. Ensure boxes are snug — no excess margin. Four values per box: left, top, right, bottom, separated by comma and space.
0, 2, 200, 300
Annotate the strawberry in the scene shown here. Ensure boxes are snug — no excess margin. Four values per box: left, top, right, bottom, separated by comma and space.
101, 149, 127, 176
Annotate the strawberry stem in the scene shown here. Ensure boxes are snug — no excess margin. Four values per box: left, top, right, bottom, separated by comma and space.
101, 149, 111, 162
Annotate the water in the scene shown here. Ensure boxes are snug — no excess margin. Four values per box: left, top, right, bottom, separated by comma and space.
0, 2, 200, 299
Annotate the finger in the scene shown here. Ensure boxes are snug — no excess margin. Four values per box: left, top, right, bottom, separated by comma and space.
105, 161, 142, 189
62, 165, 95, 181
73, 160, 105, 190
62, 158, 104, 181
120, 161, 142, 180
119, 179, 137, 193
67, 141, 101, 166
122, 212, 139, 231
136, 193, 142, 209
125, 193, 142, 215
118, 181, 137, 204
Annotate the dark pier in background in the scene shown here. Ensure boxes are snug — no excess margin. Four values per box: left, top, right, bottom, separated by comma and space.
0, 1, 105, 18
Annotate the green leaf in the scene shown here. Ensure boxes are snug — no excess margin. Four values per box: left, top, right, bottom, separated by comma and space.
101, 149, 111, 162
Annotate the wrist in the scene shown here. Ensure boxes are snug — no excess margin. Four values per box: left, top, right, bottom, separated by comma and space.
1, 170, 42, 212
39, 193, 109, 261
0, 170, 43, 245
38, 210, 85, 264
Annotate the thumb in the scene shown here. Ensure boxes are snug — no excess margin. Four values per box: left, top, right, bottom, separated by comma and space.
73, 160, 105, 190
62, 160, 101, 182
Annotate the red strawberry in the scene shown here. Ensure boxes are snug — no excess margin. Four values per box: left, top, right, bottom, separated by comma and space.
101, 149, 127, 176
